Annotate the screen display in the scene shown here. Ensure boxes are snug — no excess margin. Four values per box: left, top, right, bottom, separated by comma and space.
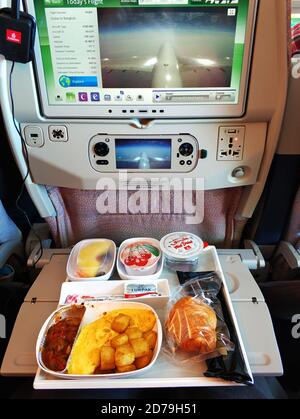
33, 0, 250, 108
115, 139, 171, 170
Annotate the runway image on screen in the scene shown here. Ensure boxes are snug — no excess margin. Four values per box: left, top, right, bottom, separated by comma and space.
98, 7, 237, 89
115, 139, 172, 170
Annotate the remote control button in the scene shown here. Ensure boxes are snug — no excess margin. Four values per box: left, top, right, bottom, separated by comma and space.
96, 160, 109, 165
179, 143, 194, 157
94, 142, 109, 157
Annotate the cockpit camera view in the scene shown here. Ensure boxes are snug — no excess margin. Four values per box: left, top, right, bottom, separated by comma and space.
115, 139, 171, 170
99, 7, 238, 89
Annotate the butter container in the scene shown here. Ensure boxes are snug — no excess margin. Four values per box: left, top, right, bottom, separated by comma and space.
124, 282, 158, 298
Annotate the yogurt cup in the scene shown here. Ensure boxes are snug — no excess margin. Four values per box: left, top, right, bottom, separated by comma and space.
119, 238, 161, 277
160, 232, 204, 272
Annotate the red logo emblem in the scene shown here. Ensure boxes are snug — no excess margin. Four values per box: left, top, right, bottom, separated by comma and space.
6, 29, 22, 44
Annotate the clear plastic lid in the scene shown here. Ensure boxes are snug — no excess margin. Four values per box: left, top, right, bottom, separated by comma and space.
67, 239, 116, 280
160, 232, 204, 261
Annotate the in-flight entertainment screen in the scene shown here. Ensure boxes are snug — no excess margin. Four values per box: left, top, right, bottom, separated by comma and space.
30, 0, 255, 117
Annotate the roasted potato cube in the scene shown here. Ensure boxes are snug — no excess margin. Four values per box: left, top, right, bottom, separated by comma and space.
111, 314, 130, 333
100, 346, 115, 371
130, 338, 150, 358
135, 350, 153, 370
143, 330, 157, 350
111, 333, 129, 348
116, 364, 136, 373
115, 343, 135, 367
125, 327, 143, 340
139, 311, 156, 333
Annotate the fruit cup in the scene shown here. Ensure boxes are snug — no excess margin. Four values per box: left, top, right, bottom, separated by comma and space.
119, 238, 161, 277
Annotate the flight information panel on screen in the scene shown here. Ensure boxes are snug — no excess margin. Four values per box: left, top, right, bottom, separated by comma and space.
32, 0, 253, 114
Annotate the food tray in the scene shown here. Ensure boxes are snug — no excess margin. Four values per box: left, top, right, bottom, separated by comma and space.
34, 246, 253, 389
36, 301, 162, 379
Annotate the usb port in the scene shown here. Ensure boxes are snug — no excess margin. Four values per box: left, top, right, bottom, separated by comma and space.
228, 129, 237, 134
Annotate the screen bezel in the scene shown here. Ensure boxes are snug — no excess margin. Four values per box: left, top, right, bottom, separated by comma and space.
27, 0, 258, 119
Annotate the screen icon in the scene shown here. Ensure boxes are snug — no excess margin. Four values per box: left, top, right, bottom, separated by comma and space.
104, 94, 111, 101
153, 93, 162, 101
59, 75, 71, 88
78, 92, 88, 102
228, 8, 236, 16
91, 92, 100, 102
66, 92, 76, 102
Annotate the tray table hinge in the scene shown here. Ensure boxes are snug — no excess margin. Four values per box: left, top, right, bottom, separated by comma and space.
218, 241, 265, 270
244, 240, 266, 269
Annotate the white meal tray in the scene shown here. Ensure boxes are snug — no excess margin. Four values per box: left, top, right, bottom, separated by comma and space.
34, 246, 253, 389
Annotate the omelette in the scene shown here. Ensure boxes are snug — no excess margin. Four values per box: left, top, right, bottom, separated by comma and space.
67, 308, 156, 375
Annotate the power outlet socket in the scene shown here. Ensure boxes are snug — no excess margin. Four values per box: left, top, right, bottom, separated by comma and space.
217, 126, 245, 161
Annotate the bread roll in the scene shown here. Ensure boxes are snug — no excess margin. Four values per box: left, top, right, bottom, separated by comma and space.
165, 296, 217, 354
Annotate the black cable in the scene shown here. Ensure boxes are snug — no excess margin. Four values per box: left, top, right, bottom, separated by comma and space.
11, 0, 20, 20
9, 61, 43, 270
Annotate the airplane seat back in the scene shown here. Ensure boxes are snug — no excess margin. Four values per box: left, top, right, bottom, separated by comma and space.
270, 184, 300, 282
284, 186, 300, 249
0, 0, 291, 249
45, 186, 244, 248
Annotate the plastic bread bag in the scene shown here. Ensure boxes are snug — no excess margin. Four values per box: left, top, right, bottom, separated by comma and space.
165, 271, 233, 361
164, 271, 253, 385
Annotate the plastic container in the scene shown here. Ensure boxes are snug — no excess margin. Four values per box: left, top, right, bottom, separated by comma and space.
160, 232, 204, 272
67, 239, 116, 281
117, 250, 164, 281
36, 301, 162, 379
118, 238, 161, 277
